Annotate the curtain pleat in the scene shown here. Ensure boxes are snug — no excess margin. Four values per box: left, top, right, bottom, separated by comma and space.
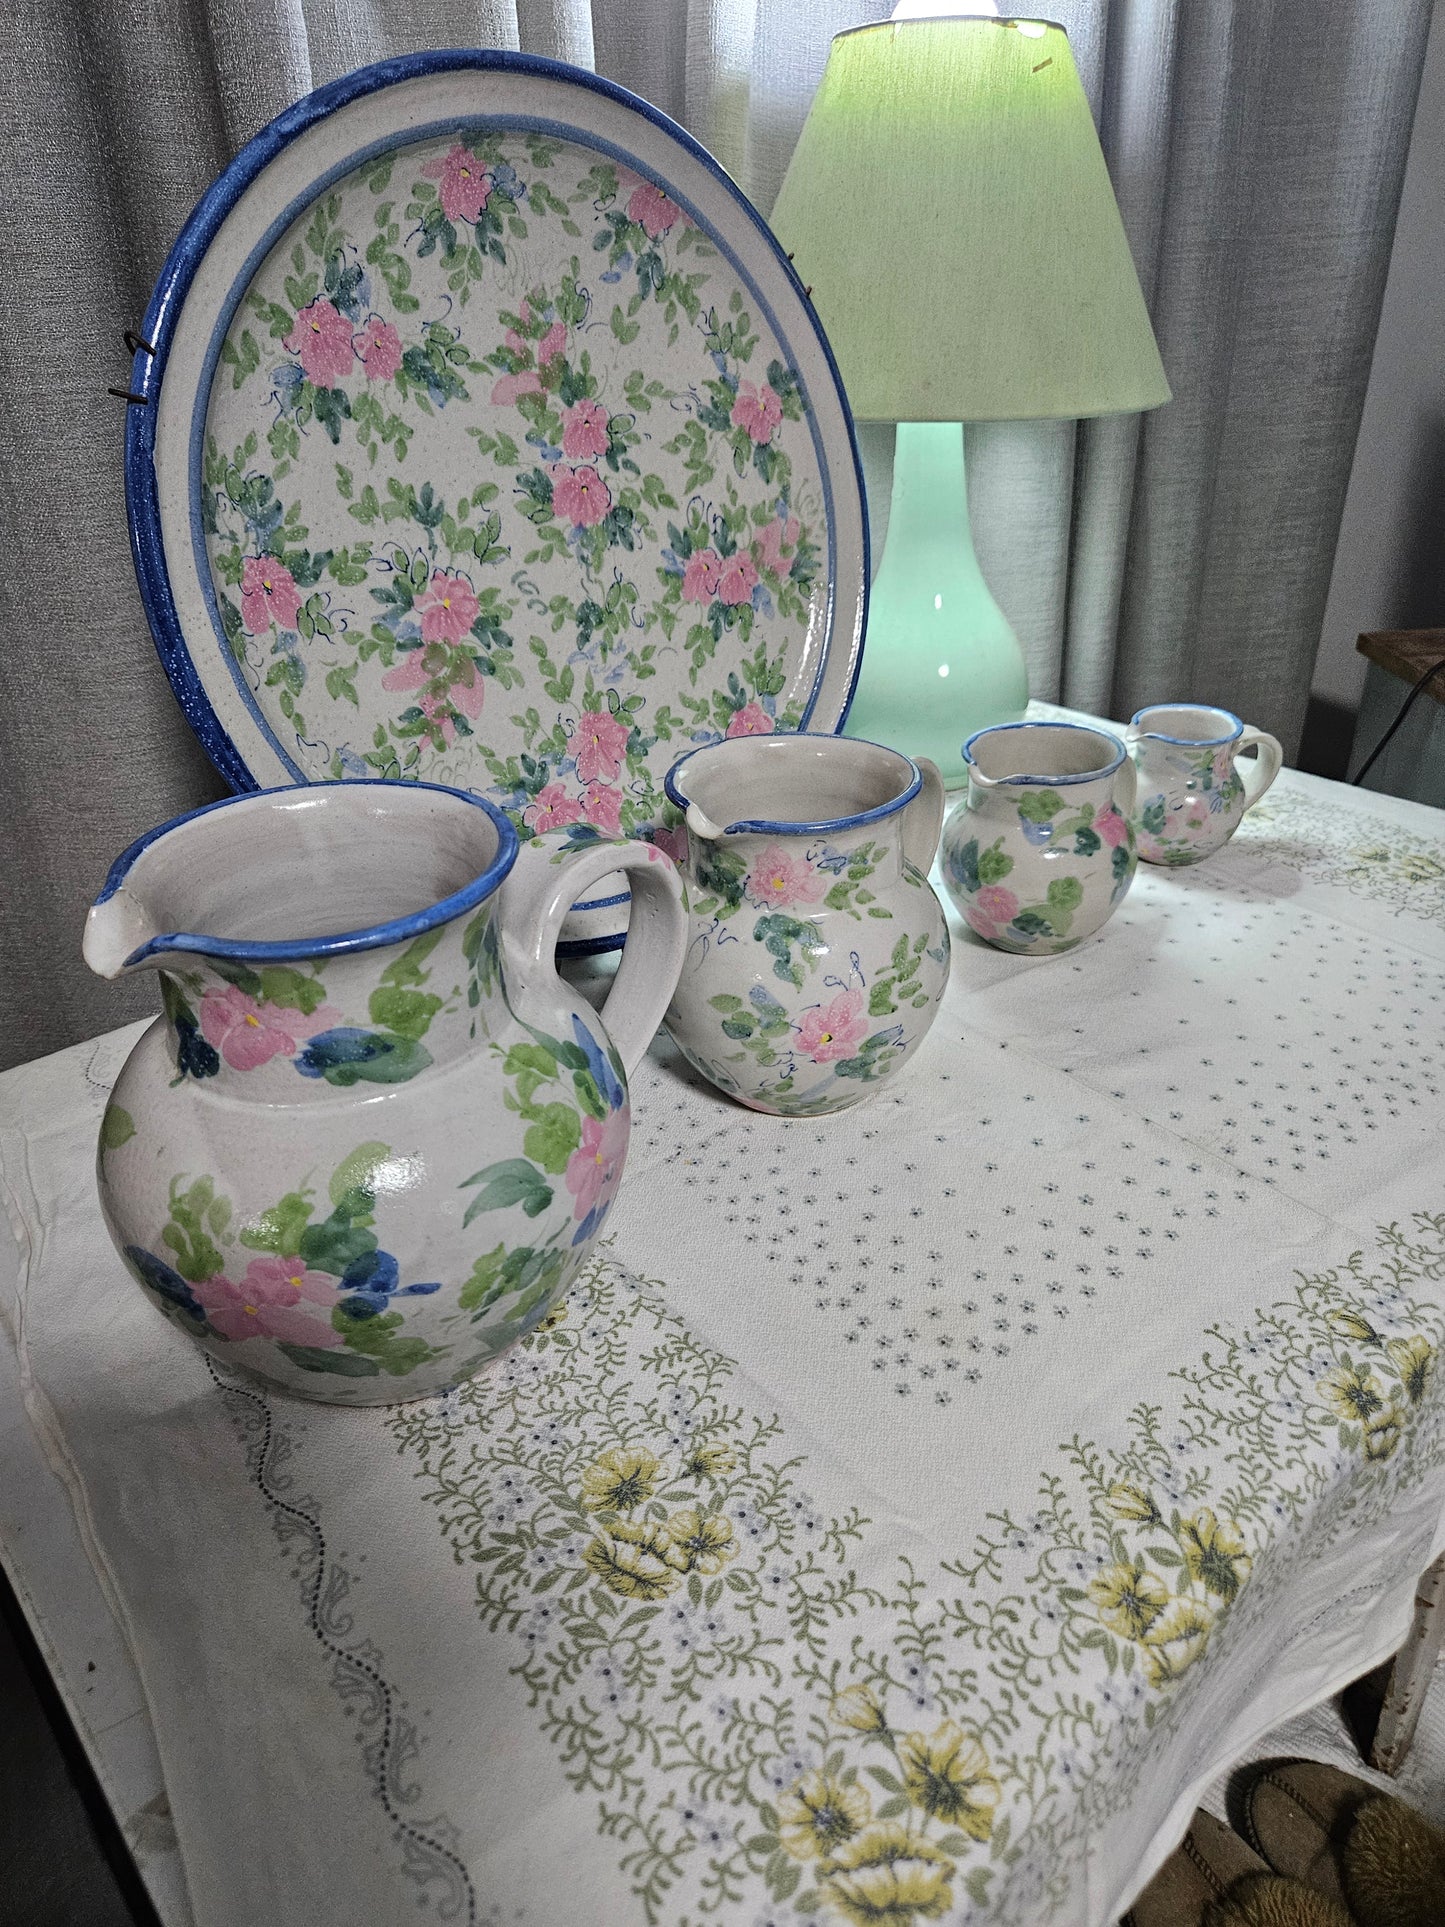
0, 0, 1430, 1066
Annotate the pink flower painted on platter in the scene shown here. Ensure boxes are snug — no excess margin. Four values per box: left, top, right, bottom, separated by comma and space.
491, 370, 543, 406
649, 823, 689, 866
744, 844, 826, 910
198, 984, 338, 1071
627, 180, 683, 237
283, 298, 355, 388
795, 988, 869, 1064
380, 652, 430, 697
537, 320, 567, 367
681, 549, 723, 604
726, 701, 774, 739
562, 398, 610, 462
194, 1256, 342, 1347
416, 571, 479, 643
552, 465, 611, 529
573, 708, 631, 784
422, 142, 492, 224
524, 782, 585, 833
381, 652, 484, 740
565, 1105, 630, 1223
581, 783, 624, 837
1096, 805, 1128, 847
974, 884, 1019, 924
731, 380, 783, 445
239, 556, 302, 633
753, 514, 801, 579
716, 552, 759, 607
354, 316, 403, 382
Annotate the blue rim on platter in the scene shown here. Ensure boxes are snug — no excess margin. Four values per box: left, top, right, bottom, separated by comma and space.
123, 50, 869, 953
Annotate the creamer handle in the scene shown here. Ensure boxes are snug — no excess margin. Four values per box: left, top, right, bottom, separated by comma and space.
1236, 727, 1283, 810
497, 836, 687, 1078
903, 757, 947, 873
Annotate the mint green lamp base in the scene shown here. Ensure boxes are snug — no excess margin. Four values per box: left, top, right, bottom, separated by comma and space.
844, 421, 1028, 786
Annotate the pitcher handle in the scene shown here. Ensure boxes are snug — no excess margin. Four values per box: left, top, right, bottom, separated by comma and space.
903, 757, 947, 873
1236, 726, 1283, 810
1113, 753, 1138, 821
497, 835, 687, 1079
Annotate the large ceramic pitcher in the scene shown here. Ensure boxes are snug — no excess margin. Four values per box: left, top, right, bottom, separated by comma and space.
940, 721, 1138, 954
83, 781, 686, 1404
659, 733, 950, 1115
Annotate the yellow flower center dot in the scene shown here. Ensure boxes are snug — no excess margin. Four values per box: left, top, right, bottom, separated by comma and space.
819, 1031, 833, 1045
243, 1013, 261, 1027
243, 1303, 258, 1316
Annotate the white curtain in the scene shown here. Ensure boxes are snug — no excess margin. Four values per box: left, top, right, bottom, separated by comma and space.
0, 0, 1430, 1063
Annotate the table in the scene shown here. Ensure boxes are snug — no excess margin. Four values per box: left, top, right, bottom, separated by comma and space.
3, 748, 1445, 1927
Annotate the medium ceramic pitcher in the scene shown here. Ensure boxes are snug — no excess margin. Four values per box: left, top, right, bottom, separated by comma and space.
940, 721, 1137, 954
83, 781, 686, 1405
1126, 704, 1283, 865
658, 734, 951, 1115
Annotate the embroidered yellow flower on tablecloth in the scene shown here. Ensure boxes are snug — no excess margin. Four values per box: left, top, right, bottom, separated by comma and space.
1328, 1309, 1380, 1344
1141, 1600, 1213, 1688
681, 1441, 736, 1479
821, 1822, 954, 1924
1106, 1481, 1162, 1526
1364, 1400, 1406, 1461
1178, 1509, 1252, 1604
581, 1445, 660, 1513
1320, 1364, 1387, 1424
582, 1517, 680, 1600
831, 1683, 890, 1735
1387, 1335, 1435, 1405
1088, 1563, 1170, 1641
777, 1768, 871, 1862
897, 1720, 999, 1839
663, 1506, 736, 1575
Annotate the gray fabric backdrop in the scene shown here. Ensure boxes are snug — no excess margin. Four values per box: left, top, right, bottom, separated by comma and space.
0, 0, 1431, 1068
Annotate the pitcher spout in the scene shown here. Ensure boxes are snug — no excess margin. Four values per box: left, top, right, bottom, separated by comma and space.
83, 881, 166, 979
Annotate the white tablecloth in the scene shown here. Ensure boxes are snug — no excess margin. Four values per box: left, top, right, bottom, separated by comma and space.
3, 758, 1444, 1927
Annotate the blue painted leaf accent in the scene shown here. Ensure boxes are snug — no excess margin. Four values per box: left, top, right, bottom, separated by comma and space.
571, 1016, 625, 1111
125, 1246, 206, 1324
295, 1027, 433, 1085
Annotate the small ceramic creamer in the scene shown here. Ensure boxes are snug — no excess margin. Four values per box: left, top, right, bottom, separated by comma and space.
940, 721, 1137, 954
83, 781, 686, 1405
659, 734, 950, 1115
1127, 704, 1283, 865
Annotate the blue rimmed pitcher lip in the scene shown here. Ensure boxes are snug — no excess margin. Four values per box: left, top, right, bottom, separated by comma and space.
663, 732, 922, 836
1128, 705, 1244, 747
96, 779, 520, 967
962, 719, 1127, 786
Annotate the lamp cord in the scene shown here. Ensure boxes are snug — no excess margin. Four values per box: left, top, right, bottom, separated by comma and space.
1350, 657, 1445, 786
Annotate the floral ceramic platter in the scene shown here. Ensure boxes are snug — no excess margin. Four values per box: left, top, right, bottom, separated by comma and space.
126, 51, 868, 952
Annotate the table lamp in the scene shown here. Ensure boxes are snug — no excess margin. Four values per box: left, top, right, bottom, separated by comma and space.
769, 10, 1171, 782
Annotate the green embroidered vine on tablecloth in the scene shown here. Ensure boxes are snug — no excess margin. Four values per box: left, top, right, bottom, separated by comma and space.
388, 1213, 1445, 1924
1238, 789, 1445, 927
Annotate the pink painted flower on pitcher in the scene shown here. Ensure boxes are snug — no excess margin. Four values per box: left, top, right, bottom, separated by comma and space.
581, 783, 624, 837
552, 465, 611, 528
716, 552, 759, 607
198, 984, 337, 1071
650, 823, 689, 865
627, 180, 683, 237
795, 989, 869, 1064
1096, 806, 1128, 848
422, 142, 492, 224
974, 884, 1019, 924
731, 380, 783, 445
537, 320, 567, 367
416, 571, 479, 643
491, 370, 543, 406
682, 549, 723, 604
965, 905, 1001, 941
726, 701, 774, 739
283, 298, 355, 388
240, 556, 302, 633
195, 1256, 342, 1347
565, 1105, 630, 1223
524, 782, 585, 833
574, 708, 631, 784
753, 514, 801, 579
562, 398, 610, 462
745, 844, 825, 910
354, 316, 402, 382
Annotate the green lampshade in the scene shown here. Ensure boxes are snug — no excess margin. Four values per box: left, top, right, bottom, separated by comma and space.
769, 16, 1170, 421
